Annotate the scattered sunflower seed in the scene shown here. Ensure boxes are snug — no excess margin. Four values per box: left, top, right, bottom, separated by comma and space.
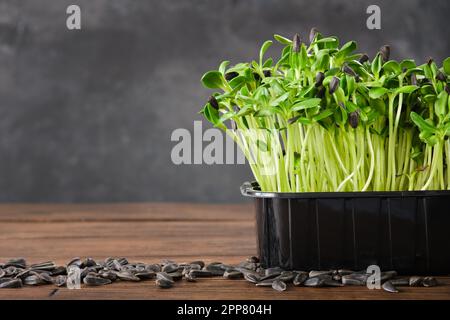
272, 280, 287, 292
382, 281, 398, 293
422, 277, 438, 287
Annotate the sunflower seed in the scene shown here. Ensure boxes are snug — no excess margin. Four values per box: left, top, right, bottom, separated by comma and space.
237, 261, 258, 271
243, 272, 260, 284
265, 267, 283, 278
162, 263, 179, 273
189, 261, 205, 269
224, 72, 239, 81
99, 271, 117, 281
4, 266, 20, 277
223, 269, 243, 280
272, 280, 287, 292
304, 277, 326, 287
409, 276, 423, 287
4, 258, 26, 269
309, 270, 332, 278
256, 279, 275, 287
380, 45, 390, 62
156, 272, 174, 283
135, 271, 155, 280
349, 111, 359, 128
359, 54, 369, 64
277, 271, 296, 283
54, 275, 67, 287
0, 278, 12, 285
422, 277, 438, 287
169, 271, 183, 281
115, 271, 140, 282
293, 272, 308, 286
390, 278, 409, 286
382, 281, 398, 293
380, 271, 397, 282
189, 270, 213, 278
292, 34, 301, 53
0, 278, 22, 288
247, 256, 259, 264
110, 260, 123, 271
82, 258, 97, 268
309, 27, 318, 43
24, 275, 44, 286
13, 268, 31, 279
30, 261, 55, 271
332, 274, 342, 282
83, 274, 111, 286
38, 272, 54, 284
156, 278, 173, 288
342, 274, 367, 286
185, 272, 197, 282
205, 264, 225, 276
315, 72, 325, 87
51, 266, 67, 276
67, 258, 82, 267
0, 269, 4, 278
145, 264, 161, 273
329, 76, 340, 94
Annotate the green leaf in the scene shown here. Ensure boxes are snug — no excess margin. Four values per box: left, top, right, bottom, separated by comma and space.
259, 40, 273, 66
435, 90, 449, 118
423, 94, 437, 103
269, 92, 290, 107
335, 41, 357, 60
313, 109, 334, 121
201, 71, 225, 89
444, 57, 450, 75
254, 107, 279, 117
263, 58, 273, 68
400, 59, 416, 70
314, 50, 330, 71
203, 103, 220, 125
235, 105, 253, 117
274, 34, 292, 45
228, 75, 247, 89
371, 54, 382, 77
368, 87, 389, 99
383, 60, 401, 74
313, 37, 338, 45
291, 98, 322, 111
299, 44, 308, 69
288, 116, 312, 125
394, 85, 418, 95
219, 61, 230, 74
410, 112, 436, 133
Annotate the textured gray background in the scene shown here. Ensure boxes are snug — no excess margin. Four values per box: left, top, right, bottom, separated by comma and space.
0, 0, 448, 202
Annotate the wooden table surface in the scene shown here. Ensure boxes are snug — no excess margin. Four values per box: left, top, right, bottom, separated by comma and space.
0, 203, 449, 300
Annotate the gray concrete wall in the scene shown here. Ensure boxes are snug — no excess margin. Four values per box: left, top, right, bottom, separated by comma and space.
0, 0, 448, 202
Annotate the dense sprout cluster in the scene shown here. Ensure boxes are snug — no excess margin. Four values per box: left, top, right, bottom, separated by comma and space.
200, 29, 450, 192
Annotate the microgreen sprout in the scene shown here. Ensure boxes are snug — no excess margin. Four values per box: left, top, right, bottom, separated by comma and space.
200, 29, 450, 192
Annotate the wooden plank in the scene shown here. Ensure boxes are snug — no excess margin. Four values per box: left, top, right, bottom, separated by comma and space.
0, 203, 254, 222
0, 220, 256, 262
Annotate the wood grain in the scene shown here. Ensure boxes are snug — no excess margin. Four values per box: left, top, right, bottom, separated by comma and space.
0, 203, 449, 300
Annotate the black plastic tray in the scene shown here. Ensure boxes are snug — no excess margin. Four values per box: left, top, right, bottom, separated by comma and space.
241, 182, 450, 275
